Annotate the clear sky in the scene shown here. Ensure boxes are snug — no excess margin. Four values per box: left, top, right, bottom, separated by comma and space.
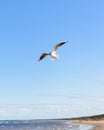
0, 0, 104, 120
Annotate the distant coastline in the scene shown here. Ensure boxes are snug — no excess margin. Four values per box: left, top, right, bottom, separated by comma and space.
69, 114, 104, 130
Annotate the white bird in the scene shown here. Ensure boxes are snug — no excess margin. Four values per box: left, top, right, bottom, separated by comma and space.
38, 40, 68, 61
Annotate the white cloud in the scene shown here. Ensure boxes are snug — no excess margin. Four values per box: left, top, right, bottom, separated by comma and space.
47, 105, 71, 113
0, 109, 9, 117
0, 103, 104, 119
0, 110, 5, 113
19, 107, 30, 113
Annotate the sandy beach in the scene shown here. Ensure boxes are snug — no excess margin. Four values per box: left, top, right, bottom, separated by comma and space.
71, 120, 104, 130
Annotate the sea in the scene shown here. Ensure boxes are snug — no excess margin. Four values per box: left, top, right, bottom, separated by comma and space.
0, 119, 94, 130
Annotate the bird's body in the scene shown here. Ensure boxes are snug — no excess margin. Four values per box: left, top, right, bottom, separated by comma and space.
51, 51, 59, 60
38, 40, 68, 61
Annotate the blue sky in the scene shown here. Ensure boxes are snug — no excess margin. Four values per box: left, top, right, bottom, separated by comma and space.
0, 0, 104, 120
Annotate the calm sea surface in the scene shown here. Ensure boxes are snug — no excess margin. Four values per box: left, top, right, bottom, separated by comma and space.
0, 120, 94, 130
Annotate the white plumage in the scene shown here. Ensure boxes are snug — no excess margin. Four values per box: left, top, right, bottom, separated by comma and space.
38, 40, 68, 61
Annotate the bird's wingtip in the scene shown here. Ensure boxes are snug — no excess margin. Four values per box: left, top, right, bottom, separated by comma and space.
38, 59, 41, 62
65, 40, 71, 44
65, 40, 68, 43
62, 40, 68, 43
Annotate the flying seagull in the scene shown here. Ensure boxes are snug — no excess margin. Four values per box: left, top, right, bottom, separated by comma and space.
38, 40, 68, 61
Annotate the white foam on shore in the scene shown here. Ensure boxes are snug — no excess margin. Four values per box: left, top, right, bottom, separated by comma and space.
79, 124, 95, 130
69, 121, 95, 130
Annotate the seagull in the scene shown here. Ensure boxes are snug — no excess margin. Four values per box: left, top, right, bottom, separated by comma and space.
38, 40, 68, 61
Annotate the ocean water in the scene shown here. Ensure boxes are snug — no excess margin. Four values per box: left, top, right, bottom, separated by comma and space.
0, 120, 94, 130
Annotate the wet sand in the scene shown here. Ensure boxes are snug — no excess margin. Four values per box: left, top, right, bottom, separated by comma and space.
71, 120, 104, 130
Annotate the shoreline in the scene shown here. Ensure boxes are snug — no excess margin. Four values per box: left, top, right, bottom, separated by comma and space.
71, 120, 104, 130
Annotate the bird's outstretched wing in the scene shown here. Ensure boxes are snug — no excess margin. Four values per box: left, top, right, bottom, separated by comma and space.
38, 53, 50, 61
53, 40, 68, 51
